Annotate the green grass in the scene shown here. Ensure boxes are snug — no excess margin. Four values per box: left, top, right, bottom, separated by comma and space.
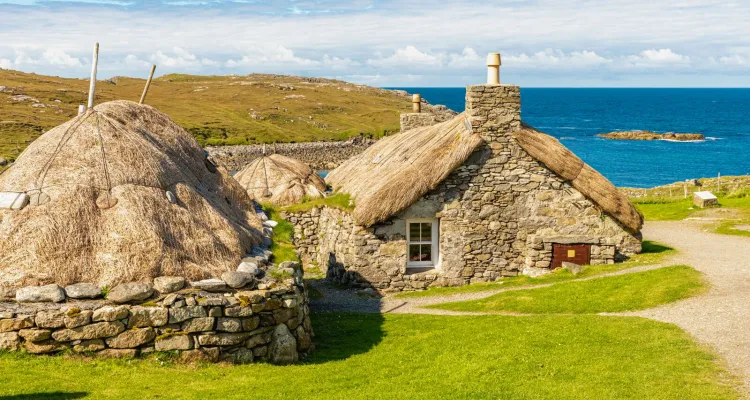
0, 312, 737, 399
261, 204, 298, 264
0, 69, 414, 161
715, 221, 750, 238
630, 183, 750, 221
433, 265, 706, 314
281, 193, 354, 214
395, 240, 675, 299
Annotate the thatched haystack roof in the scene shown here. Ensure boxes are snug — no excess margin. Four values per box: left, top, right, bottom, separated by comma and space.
326, 113, 482, 226
234, 154, 326, 206
514, 123, 643, 232
0, 100, 264, 289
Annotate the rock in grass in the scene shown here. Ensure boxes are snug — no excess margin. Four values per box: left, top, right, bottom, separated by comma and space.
263, 220, 279, 228
64, 283, 101, 299
562, 261, 583, 275
107, 283, 153, 304
269, 324, 298, 365
153, 276, 185, 294
16, 284, 66, 303
221, 272, 254, 289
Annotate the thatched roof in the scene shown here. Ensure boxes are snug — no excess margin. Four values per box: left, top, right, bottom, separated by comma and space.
326, 113, 482, 227
0, 100, 264, 289
234, 154, 326, 206
514, 123, 643, 232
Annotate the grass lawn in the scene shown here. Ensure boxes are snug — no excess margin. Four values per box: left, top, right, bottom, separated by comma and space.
630, 185, 750, 222
432, 265, 705, 314
715, 221, 750, 237
0, 312, 737, 399
395, 240, 676, 299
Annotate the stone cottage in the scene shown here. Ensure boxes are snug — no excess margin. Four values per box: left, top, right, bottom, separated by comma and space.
283, 54, 643, 292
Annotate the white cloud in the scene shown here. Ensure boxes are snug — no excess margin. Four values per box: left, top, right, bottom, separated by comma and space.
624, 48, 690, 68
41, 49, 82, 67
367, 46, 443, 69
123, 54, 150, 69
0, 58, 11, 69
149, 47, 216, 68
447, 47, 482, 68
505, 49, 612, 69
322, 54, 360, 70
225, 45, 318, 68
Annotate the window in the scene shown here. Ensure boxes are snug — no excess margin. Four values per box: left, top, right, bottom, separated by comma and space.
407, 219, 439, 268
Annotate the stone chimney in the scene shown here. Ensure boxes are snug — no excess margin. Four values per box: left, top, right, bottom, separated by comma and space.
399, 92, 436, 133
465, 52, 521, 143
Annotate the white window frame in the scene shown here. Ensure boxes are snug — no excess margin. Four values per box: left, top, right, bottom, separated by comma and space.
406, 218, 440, 268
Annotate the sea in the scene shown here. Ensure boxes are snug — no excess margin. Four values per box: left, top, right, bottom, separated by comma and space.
389, 88, 750, 188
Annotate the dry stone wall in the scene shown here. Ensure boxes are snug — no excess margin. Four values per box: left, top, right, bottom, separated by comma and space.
207, 139, 373, 172
0, 262, 313, 364
283, 84, 641, 292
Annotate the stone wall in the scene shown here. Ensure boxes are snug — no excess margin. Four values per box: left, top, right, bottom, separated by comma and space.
282, 84, 641, 293
400, 113, 436, 133
0, 264, 313, 364
207, 139, 374, 172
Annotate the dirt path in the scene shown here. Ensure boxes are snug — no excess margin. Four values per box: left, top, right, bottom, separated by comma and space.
621, 221, 750, 396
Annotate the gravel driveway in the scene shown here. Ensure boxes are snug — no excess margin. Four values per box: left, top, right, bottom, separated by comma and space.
620, 221, 750, 397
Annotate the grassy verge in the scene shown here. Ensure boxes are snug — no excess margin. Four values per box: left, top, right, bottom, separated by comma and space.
261, 204, 298, 263
630, 185, 750, 221
395, 240, 675, 299
280, 193, 354, 214
715, 221, 750, 237
432, 265, 706, 314
0, 312, 737, 399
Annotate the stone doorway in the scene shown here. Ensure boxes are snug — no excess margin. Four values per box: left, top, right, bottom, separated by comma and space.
551, 244, 591, 269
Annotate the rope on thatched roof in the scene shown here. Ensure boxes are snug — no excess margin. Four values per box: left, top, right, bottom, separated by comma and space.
326, 112, 483, 227
513, 123, 643, 232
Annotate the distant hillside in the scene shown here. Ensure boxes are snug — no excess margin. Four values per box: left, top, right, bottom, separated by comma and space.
0, 69, 417, 163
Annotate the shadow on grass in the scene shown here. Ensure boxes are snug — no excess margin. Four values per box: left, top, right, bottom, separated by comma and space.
0, 393, 87, 400
641, 240, 674, 254
304, 312, 385, 364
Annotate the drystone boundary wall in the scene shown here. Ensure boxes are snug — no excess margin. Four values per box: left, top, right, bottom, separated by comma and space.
0, 267, 313, 364
207, 140, 373, 172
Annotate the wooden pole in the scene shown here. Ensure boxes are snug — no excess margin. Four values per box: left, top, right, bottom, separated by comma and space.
684, 182, 688, 199
139, 65, 157, 105
87, 43, 100, 110
718, 172, 721, 192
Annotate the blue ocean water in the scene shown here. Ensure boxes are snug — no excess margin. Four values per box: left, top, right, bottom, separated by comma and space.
390, 88, 750, 188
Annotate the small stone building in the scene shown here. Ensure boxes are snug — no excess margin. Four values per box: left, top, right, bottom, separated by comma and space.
284, 79, 643, 292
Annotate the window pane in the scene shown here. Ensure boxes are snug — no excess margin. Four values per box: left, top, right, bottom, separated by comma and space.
408, 244, 422, 262
409, 223, 421, 241
421, 243, 432, 262
420, 223, 432, 242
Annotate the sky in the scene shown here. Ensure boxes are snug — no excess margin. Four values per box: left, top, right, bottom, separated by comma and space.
1, 0, 750, 87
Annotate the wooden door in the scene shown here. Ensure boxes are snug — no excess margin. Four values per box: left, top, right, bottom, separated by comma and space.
551, 244, 591, 269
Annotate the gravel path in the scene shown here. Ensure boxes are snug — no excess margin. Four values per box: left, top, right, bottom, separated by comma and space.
620, 221, 750, 397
